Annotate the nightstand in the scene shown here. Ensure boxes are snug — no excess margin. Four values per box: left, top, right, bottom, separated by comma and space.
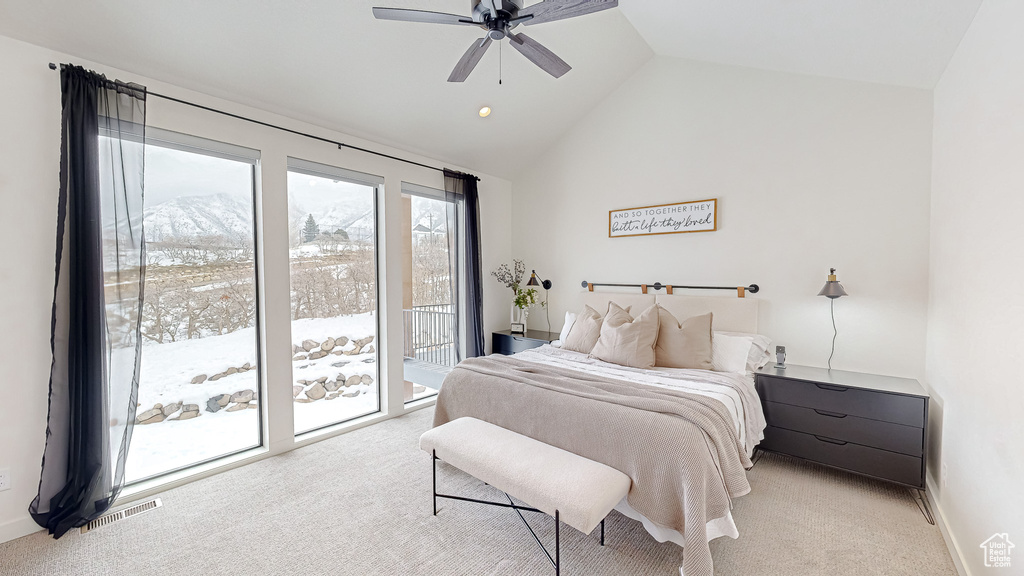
755, 365, 933, 523
492, 330, 559, 355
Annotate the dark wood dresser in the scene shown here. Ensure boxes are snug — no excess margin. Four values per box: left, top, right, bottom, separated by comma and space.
492, 330, 559, 356
755, 365, 929, 490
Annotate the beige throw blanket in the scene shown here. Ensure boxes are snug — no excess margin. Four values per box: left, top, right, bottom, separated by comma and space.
433, 355, 753, 576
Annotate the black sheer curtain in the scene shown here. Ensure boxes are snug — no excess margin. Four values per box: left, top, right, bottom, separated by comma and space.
443, 169, 485, 358
30, 65, 147, 538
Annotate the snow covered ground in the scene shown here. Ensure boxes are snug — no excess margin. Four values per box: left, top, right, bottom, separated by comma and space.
126, 313, 379, 482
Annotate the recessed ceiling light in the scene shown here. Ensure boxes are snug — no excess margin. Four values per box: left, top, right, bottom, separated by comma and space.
479, 106, 491, 118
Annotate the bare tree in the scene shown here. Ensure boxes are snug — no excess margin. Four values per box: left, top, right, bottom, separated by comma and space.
181, 287, 213, 340
412, 232, 452, 307
141, 282, 186, 343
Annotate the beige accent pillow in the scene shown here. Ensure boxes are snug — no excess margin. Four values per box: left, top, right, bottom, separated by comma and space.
654, 308, 714, 370
562, 305, 604, 354
589, 303, 660, 369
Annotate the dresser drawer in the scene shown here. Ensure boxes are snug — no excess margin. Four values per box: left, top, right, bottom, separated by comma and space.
763, 401, 923, 456
493, 333, 543, 355
761, 426, 924, 488
759, 376, 925, 427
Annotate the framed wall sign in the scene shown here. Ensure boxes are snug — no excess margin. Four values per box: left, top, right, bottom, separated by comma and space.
609, 198, 717, 238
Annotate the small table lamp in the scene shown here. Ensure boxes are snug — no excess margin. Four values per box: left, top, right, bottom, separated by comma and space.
527, 270, 553, 333
818, 268, 848, 370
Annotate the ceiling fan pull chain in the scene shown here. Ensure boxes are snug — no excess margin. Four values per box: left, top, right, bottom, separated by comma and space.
499, 40, 503, 85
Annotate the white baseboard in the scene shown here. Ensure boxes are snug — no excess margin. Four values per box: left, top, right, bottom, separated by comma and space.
0, 516, 42, 545
926, 477, 971, 576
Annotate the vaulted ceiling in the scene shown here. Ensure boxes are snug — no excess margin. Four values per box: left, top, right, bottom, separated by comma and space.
0, 1, 982, 180
619, 1, 982, 89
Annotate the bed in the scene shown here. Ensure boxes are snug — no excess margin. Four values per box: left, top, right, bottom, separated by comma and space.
432, 292, 768, 576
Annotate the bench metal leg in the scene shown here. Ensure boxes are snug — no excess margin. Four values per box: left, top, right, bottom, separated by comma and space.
433, 452, 614, 576
503, 492, 560, 572
555, 510, 560, 576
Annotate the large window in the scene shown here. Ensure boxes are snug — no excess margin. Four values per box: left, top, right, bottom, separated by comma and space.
124, 130, 262, 483
401, 183, 462, 403
287, 159, 381, 434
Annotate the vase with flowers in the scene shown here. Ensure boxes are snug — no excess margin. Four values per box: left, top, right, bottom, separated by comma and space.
491, 259, 541, 334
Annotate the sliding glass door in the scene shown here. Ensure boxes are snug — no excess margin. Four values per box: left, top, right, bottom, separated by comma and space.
401, 183, 463, 403
125, 129, 262, 483
287, 159, 381, 434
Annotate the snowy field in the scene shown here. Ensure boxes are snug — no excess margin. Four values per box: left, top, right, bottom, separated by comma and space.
126, 313, 378, 482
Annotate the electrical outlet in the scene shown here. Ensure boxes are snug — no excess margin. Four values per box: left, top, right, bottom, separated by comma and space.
0, 468, 10, 492
941, 462, 948, 489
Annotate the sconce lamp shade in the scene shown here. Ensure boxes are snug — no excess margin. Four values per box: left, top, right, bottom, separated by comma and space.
818, 268, 848, 299
527, 270, 553, 290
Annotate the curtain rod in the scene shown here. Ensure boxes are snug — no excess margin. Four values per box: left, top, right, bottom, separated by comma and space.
48, 62, 478, 180
581, 280, 760, 297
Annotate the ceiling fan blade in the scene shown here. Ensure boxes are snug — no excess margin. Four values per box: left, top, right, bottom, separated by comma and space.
508, 33, 571, 78
448, 38, 493, 82
519, 0, 618, 26
372, 7, 475, 26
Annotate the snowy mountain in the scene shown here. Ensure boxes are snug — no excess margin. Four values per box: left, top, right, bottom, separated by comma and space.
141, 192, 375, 244
144, 193, 254, 243
288, 201, 374, 244
139, 186, 451, 246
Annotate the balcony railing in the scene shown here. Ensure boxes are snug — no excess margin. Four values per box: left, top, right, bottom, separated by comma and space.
403, 304, 457, 367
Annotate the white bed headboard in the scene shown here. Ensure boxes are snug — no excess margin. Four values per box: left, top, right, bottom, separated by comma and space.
579, 292, 656, 316
577, 291, 759, 334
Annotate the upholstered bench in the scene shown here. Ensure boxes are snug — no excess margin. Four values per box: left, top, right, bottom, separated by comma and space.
420, 417, 631, 574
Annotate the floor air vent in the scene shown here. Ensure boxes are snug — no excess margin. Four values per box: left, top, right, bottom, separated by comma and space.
80, 498, 162, 534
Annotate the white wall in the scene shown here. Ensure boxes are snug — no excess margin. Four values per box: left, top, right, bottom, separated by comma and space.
513, 56, 934, 380
927, 0, 1024, 571
0, 33, 511, 543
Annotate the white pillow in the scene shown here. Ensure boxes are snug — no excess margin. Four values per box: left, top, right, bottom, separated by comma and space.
711, 333, 753, 373
716, 331, 772, 371
558, 311, 577, 343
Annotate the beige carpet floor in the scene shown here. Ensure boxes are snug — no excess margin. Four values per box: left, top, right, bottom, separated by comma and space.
0, 408, 956, 575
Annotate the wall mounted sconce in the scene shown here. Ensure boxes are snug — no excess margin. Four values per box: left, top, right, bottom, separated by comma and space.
818, 267, 848, 370
527, 270, 553, 332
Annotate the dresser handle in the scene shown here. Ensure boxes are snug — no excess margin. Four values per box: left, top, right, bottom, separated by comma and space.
814, 435, 848, 446
813, 409, 848, 418
814, 383, 849, 392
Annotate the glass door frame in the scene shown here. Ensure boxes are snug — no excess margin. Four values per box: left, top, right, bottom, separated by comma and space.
286, 157, 384, 436
123, 127, 265, 486
401, 182, 465, 403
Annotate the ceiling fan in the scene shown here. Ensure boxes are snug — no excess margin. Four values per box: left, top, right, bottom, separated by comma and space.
372, 0, 618, 82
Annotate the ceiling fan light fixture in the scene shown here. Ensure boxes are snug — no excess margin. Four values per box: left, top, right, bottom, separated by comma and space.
372, 0, 619, 82
479, 106, 492, 117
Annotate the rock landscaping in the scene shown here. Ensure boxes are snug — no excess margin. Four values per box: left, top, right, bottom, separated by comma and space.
136, 335, 377, 425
